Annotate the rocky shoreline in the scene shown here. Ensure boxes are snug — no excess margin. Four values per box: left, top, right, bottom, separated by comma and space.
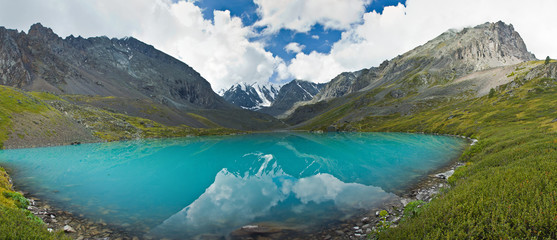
23, 194, 139, 240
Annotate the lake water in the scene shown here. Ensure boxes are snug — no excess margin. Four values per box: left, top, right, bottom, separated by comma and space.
0, 132, 467, 239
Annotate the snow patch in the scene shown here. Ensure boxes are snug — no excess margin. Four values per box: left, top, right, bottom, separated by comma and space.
296, 81, 313, 99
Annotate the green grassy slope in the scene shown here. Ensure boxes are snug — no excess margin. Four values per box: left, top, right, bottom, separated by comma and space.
340, 63, 557, 238
0, 85, 239, 148
0, 87, 66, 238
46, 96, 238, 142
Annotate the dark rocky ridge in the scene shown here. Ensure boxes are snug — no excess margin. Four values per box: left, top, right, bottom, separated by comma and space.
0, 23, 285, 130
0, 23, 223, 109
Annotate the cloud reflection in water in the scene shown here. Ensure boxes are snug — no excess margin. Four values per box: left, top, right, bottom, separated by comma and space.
150, 153, 396, 238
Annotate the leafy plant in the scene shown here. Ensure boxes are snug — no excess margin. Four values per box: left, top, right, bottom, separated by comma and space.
2, 191, 29, 209
375, 210, 391, 233
402, 200, 426, 220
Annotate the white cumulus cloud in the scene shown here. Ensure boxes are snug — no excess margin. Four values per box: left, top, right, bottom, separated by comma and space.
253, 0, 371, 33
284, 42, 305, 53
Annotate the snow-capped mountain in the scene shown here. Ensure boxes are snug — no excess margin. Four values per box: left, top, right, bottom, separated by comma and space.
220, 82, 280, 110
258, 80, 325, 117
221, 80, 325, 116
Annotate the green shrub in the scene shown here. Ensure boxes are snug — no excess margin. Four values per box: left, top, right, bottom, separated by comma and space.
0, 206, 67, 240
402, 200, 426, 220
488, 88, 496, 98
374, 210, 391, 234
2, 191, 29, 209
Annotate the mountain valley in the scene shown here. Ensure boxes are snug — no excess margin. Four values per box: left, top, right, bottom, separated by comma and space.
0, 20, 556, 240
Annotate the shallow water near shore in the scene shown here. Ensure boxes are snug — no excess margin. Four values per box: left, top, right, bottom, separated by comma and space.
0, 132, 466, 239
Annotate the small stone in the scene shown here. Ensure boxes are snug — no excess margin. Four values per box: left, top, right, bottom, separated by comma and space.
50, 214, 55, 219
353, 226, 360, 230
335, 230, 345, 235
366, 228, 372, 234
362, 224, 370, 229
241, 225, 258, 230
76, 236, 84, 240
361, 217, 370, 224
132, 237, 139, 240
47, 228, 53, 233
63, 225, 76, 233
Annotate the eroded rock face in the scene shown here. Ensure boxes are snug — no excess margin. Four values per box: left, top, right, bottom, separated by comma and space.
0, 23, 226, 110
0, 28, 31, 87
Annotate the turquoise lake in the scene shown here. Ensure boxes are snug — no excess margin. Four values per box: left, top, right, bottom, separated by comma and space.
0, 132, 467, 238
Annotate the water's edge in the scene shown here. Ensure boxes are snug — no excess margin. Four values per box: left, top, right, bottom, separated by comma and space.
1, 132, 473, 239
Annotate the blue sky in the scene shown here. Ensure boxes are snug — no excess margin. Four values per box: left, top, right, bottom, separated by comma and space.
192, 0, 406, 64
0, 0, 556, 91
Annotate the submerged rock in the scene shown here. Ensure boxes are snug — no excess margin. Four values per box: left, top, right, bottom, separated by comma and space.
434, 169, 455, 179
64, 225, 76, 233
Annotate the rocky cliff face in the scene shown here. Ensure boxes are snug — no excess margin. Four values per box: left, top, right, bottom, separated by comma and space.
0, 23, 226, 110
314, 21, 536, 102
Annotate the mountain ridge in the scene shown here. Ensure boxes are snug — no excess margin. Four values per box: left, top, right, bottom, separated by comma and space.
0, 23, 285, 131
284, 21, 537, 128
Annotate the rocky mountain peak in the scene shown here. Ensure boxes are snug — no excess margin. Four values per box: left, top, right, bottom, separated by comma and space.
27, 23, 61, 42
314, 21, 536, 102
404, 21, 536, 71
